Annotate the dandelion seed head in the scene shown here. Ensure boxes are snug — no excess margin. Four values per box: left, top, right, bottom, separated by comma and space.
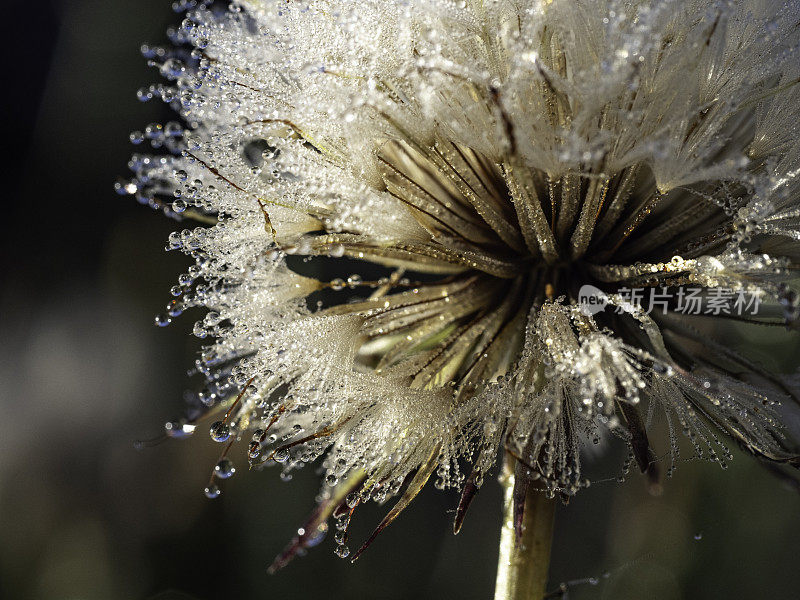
127, 0, 800, 563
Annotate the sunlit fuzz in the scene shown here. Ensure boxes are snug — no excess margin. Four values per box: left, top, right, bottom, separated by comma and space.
126, 0, 800, 564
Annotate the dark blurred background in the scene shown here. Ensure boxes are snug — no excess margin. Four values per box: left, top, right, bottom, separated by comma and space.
3, 1, 800, 599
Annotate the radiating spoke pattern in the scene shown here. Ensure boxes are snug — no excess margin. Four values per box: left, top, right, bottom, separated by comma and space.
125, 0, 800, 565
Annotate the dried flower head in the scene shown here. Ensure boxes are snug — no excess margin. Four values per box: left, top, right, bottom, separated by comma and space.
126, 0, 800, 567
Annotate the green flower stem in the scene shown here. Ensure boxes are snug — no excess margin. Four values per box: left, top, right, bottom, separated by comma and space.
494, 457, 556, 600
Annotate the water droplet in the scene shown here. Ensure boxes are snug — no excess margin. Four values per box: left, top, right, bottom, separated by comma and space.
136, 88, 153, 102
204, 484, 221, 499
694, 532, 703, 540
334, 545, 350, 558
155, 314, 172, 327
214, 458, 236, 479
248, 441, 261, 459
305, 523, 328, 547
274, 448, 290, 463
165, 420, 195, 438
166, 299, 184, 317
209, 421, 231, 443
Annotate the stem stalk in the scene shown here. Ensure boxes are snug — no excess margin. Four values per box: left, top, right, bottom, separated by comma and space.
493, 459, 556, 600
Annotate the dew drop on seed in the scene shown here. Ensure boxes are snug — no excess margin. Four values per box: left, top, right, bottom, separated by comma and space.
334, 545, 350, 558
248, 441, 261, 459
214, 458, 235, 479
209, 421, 231, 442
165, 420, 195, 438
305, 523, 327, 547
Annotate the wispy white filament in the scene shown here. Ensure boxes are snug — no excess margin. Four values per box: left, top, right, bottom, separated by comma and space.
127, 0, 800, 555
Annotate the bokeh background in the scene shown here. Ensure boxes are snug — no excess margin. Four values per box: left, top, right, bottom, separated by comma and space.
4, 1, 800, 599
